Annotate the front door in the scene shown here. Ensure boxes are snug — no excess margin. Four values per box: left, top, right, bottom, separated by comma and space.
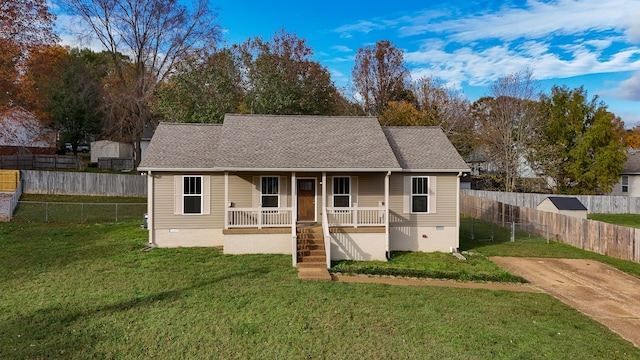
297, 179, 316, 222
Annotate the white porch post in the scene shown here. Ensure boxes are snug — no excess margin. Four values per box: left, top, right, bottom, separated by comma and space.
291, 172, 297, 266
224, 172, 229, 230
322, 172, 327, 219
385, 171, 390, 259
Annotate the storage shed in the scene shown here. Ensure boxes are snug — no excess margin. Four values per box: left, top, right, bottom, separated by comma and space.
90, 140, 133, 163
536, 196, 588, 219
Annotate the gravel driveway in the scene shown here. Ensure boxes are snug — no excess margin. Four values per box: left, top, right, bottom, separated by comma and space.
490, 257, 640, 347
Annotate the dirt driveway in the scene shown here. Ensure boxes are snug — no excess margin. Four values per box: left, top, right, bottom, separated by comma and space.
490, 257, 640, 347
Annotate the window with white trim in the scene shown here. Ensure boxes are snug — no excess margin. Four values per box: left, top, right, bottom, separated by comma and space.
261, 176, 279, 207
333, 176, 350, 208
622, 175, 629, 193
183, 176, 202, 214
411, 177, 429, 213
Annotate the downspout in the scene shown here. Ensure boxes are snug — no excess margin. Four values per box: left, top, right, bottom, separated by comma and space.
385, 171, 391, 261
147, 171, 156, 246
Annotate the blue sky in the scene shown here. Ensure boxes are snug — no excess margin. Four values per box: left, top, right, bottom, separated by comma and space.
56, 0, 640, 126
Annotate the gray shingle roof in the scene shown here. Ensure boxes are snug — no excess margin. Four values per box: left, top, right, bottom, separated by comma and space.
216, 114, 400, 170
139, 115, 470, 172
545, 197, 588, 211
623, 151, 640, 174
382, 127, 469, 171
138, 123, 221, 170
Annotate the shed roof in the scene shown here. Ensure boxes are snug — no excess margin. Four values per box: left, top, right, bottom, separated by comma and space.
138, 114, 470, 173
544, 197, 588, 211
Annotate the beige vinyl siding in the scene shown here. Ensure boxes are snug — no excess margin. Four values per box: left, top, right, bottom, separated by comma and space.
389, 173, 458, 227
153, 172, 224, 229
228, 172, 292, 208
327, 173, 385, 207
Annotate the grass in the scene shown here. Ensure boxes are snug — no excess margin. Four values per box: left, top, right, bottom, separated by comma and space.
331, 251, 526, 283
1, 220, 639, 359
14, 194, 147, 224
588, 213, 640, 229
333, 216, 640, 282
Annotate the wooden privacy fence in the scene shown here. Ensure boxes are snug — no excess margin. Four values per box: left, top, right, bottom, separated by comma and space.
22, 170, 147, 197
0, 155, 81, 170
461, 194, 640, 263
462, 190, 640, 214
98, 157, 135, 171
0, 170, 19, 191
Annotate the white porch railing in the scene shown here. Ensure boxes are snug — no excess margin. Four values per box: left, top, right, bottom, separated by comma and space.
325, 206, 385, 227
227, 207, 293, 228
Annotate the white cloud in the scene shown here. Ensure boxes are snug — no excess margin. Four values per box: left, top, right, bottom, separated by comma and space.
400, 0, 635, 42
332, 45, 353, 53
616, 71, 640, 100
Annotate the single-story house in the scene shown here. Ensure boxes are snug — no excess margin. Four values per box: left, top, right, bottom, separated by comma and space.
138, 114, 470, 267
536, 196, 588, 219
610, 150, 640, 197
0, 106, 56, 155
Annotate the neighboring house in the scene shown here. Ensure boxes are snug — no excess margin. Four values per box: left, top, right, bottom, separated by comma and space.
138, 114, 470, 267
0, 106, 56, 155
90, 140, 134, 163
537, 197, 588, 219
610, 150, 640, 197
139, 122, 157, 162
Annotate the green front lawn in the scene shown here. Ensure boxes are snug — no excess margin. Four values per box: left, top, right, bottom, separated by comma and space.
1, 220, 639, 358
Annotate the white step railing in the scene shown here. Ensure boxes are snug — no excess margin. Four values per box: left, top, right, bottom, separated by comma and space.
227, 207, 292, 228
325, 206, 385, 227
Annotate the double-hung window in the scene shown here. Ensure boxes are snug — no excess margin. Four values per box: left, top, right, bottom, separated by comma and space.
333, 176, 351, 208
622, 175, 629, 193
183, 176, 202, 214
411, 177, 429, 213
261, 176, 279, 208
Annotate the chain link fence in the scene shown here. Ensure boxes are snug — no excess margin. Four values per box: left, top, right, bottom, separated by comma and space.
460, 206, 550, 244
13, 201, 146, 223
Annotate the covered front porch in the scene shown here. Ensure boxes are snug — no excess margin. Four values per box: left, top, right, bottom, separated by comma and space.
222, 171, 391, 266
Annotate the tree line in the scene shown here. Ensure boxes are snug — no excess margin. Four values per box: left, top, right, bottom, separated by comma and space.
0, 0, 632, 194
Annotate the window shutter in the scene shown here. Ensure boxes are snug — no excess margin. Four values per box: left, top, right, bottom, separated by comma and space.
252, 176, 260, 207
280, 176, 288, 207
203, 176, 211, 215
351, 176, 358, 206
174, 175, 182, 214
403, 176, 411, 214
429, 176, 436, 214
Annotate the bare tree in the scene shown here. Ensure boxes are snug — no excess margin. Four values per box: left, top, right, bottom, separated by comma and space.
473, 69, 540, 191
352, 40, 410, 117
62, 0, 221, 165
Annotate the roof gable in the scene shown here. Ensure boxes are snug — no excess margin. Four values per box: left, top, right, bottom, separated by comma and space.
0, 107, 56, 148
